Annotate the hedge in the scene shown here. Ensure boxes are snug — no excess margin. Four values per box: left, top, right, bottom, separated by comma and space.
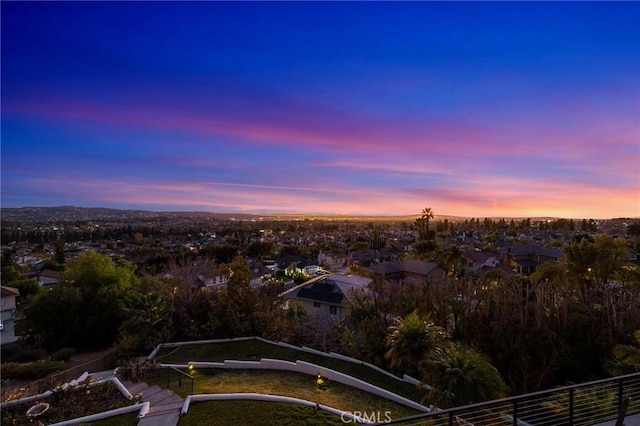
1, 361, 66, 379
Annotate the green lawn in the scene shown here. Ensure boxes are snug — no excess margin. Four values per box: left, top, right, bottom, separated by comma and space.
149, 368, 420, 419
154, 339, 426, 402
79, 412, 139, 425
179, 400, 345, 426
189, 369, 419, 418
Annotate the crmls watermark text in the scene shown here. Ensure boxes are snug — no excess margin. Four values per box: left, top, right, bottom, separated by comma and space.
341, 411, 392, 424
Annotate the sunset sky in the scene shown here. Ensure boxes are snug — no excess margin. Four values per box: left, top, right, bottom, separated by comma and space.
2, 2, 639, 218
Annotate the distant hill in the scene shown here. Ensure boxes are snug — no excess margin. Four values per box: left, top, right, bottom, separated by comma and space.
1, 206, 625, 224
0, 206, 465, 223
0, 206, 211, 223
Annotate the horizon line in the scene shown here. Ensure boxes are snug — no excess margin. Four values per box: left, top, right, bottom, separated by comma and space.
1, 205, 637, 222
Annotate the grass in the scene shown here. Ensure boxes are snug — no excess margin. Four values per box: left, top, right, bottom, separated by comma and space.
178, 400, 346, 426
79, 412, 139, 425
154, 338, 426, 402
151, 368, 420, 419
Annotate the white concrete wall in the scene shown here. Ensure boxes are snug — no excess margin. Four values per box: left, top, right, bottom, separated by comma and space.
48, 402, 149, 426
151, 336, 429, 392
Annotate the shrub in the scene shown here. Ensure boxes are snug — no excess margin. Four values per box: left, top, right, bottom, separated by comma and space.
4, 349, 48, 363
1, 361, 66, 379
51, 347, 76, 361
0, 382, 132, 425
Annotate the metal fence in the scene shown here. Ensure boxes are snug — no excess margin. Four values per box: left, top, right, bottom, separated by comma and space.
381, 372, 640, 426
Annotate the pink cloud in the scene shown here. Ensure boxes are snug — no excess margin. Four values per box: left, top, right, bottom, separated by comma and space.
16, 169, 640, 219
3, 94, 510, 157
7, 87, 635, 175
4, 84, 637, 219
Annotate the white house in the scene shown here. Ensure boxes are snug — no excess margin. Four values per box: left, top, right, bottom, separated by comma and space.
1, 286, 20, 346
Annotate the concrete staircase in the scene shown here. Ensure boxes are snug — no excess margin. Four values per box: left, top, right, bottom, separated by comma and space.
122, 380, 183, 426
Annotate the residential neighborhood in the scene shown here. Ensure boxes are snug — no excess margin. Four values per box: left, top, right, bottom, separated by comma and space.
1, 207, 639, 425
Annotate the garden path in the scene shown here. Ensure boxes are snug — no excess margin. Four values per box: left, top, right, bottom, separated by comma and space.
123, 380, 182, 426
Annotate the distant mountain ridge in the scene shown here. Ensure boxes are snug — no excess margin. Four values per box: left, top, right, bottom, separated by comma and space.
1, 206, 255, 223
2, 206, 429, 223
1, 206, 627, 224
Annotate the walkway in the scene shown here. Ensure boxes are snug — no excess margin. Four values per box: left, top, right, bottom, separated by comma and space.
123, 380, 182, 426
88, 369, 182, 426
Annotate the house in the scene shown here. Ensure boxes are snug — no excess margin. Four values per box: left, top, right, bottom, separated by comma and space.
317, 251, 348, 270
464, 250, 500, 276
277, 255, 320, 277
248, 260, 273, 287
349, 249, 378, 266
36, 269, 62, 286
193, 261, 272, 291
279, 274, 372, 321
368, 259, 446, 284
1, 286, 20, 346
196, 272, 229, 291
504, 246, 563, 275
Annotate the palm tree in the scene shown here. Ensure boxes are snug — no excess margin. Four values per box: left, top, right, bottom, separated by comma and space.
417, 207, 433, 239
606, 330, 640, 376
439, 245, 466, 277
420, 343, 507, 408
120, 292, 173, 351
385, 310, 448, 372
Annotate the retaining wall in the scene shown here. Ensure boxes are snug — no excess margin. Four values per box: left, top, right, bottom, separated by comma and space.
169, 358, 429, 413
150, 336, 430, 390
49, 402, 149, 426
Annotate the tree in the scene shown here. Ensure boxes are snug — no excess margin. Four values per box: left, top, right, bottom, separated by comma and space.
166, 257, 216, 340
1, 248, 41, 299
302, 311, 343, 352
606, 330, 640, 376
411, 239, 439, 261
439, 245, 465, 277
119, 292, 173, 353
563, 235, 627, 303
420, 343, 507, 408
1, 250, 22, 285
345, 291, 388, 365
627, 222, 640, 237
385, 310, 448, 372
247, 241, 274, 259
27, 285, 83, 348
9, 278, 41, 300
61, 251, 137, 296
200, 244, 238, 264
207, 256, 258, 338
415, 207, 435, 240
28, 251, 139, 348
224, 255, 253, 304
254, 297, 308, 344
54, 240, 66, 265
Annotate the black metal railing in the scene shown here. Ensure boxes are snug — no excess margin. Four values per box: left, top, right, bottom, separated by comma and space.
380, 372, 640, 426
146, 366, 194, 397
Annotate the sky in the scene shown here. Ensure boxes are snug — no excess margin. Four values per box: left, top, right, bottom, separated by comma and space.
2, 2, 639, 219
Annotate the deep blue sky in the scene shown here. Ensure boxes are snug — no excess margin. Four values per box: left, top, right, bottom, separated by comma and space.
2, 1, 639, 217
